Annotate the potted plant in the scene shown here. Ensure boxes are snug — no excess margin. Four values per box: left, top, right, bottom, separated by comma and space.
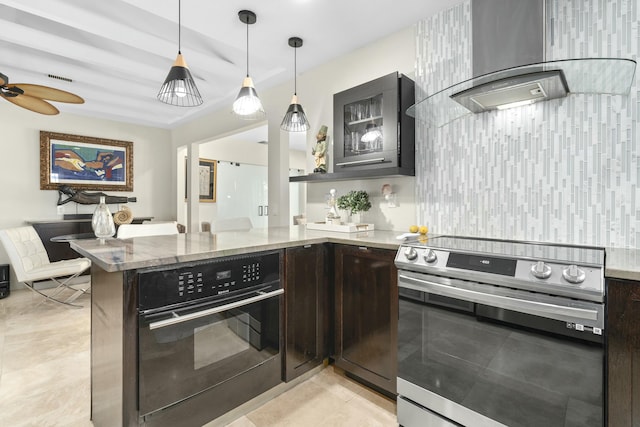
337, 190, 371, 224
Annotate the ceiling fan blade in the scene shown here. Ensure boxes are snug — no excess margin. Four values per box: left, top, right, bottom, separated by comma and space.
1, 92, 59, 115
11, 84, 84, 104
0, 72, 7, 86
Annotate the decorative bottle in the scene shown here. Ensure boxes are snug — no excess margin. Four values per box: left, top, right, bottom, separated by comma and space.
325, 189, 340, 225
92, 196, 116, 238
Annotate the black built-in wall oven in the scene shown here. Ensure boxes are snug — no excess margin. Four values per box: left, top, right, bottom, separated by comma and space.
395, 237, 605, 427
136, 250, 283, 427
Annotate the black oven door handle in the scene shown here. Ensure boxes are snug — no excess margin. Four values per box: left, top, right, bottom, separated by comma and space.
148, 288, 284, 330
399, 273, 602, 327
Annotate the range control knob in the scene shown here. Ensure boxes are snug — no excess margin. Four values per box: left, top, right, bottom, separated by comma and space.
424, 249, 437, 263
563, 265, 586, 284
404, 247, 418, 261
530, 261, 552, 279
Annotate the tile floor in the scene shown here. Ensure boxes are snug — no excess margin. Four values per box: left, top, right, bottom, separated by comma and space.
0, 289, 398, 427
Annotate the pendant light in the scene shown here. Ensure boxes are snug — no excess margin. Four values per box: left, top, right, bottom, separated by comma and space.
157, 0, 203, 106
281, 37, 310, 132
232, 10, 265, 120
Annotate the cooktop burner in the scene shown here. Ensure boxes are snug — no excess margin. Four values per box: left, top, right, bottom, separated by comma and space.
395, 236, 605, 302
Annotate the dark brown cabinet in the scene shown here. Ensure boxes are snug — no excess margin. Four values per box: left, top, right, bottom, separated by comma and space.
31, 217, 153, 262
32, 221, 93, 261
283, 244, 329, 382
334, 244, 398, 395
607, 278, 640, 427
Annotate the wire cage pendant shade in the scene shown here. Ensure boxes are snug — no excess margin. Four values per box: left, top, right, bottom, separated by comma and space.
158, 0, 203, 106
281, 94, 310, 131
281, 37, 310, 132
233, 10, 265, 119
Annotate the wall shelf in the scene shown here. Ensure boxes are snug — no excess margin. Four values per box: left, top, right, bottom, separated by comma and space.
289, 167, 414, 183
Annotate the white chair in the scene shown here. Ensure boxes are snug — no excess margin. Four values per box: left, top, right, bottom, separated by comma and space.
210, 217, 253, 233
116, 221, 179, 238
0, 226, 91, 307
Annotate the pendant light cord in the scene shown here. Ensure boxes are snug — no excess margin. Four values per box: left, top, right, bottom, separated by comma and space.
246, 21, 249, 77
294, 45, 297, 95
178, 0, 182, 53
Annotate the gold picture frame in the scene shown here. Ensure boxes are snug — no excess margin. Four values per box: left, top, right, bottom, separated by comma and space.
40, 131, 133, 191
185, 158, 217, 203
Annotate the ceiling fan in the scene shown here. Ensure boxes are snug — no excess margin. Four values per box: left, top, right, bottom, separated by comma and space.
0, 72, 84, 115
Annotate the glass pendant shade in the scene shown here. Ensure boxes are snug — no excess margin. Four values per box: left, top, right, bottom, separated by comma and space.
158, 52, 203, 106
281, 94, 310, 131
233, 76, 265, 119
92, 196, 116, 239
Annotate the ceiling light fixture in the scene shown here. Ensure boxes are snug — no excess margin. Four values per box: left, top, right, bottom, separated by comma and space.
157, 0, 203, 107
281, 37, 310, 132
233, 10, 265, 120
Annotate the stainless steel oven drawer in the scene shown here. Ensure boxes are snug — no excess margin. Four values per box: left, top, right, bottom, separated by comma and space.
397, 396, 459, 427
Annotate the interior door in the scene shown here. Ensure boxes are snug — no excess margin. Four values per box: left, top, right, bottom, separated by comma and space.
216, 162, 268, 228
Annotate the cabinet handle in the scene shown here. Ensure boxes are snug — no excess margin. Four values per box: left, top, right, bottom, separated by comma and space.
358, 246, 368, 251
335, 158, 386, 167
303, 244, 312, 249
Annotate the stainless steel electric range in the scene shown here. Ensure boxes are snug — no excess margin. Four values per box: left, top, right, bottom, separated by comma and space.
395, 236, 605, 427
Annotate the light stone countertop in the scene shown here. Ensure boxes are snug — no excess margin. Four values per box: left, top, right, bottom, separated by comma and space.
604, 247, 640, 281
70, 226, 404, 272
70, 226, 640, 281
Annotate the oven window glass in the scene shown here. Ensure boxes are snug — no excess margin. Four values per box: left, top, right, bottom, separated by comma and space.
193, 310, 253, 370
398, 297, 603, 427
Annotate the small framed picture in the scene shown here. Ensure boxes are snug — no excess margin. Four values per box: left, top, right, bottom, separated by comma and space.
185, 158, 217, 202
198, 158, 217, 202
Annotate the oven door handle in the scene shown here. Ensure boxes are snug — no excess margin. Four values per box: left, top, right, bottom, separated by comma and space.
399, 273, 600, 325
148, 288, 284, 330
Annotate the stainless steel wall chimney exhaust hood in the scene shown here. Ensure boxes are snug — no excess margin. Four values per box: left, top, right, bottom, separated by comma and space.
408, 0, 637, 127
451, 70, 569, 113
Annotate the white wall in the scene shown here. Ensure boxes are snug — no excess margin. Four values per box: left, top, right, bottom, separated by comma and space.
0, 103, 173, 277
177, 125, 308, 229
306, 177, 416, 229
173, 26, 418, 231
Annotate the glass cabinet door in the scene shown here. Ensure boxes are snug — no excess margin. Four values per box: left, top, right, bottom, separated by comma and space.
343, 93, 384, 156
333, 72, 414, 173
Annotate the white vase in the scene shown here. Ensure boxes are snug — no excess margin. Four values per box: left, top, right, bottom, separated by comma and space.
351, 212, 362, 224
92, 196, 116, 238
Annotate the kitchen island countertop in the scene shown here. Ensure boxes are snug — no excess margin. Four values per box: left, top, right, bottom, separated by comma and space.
70, 226, 405, 272
70, 226, 640, 280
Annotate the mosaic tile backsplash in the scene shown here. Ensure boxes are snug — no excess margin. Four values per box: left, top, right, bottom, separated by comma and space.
415, 0, 639, 248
